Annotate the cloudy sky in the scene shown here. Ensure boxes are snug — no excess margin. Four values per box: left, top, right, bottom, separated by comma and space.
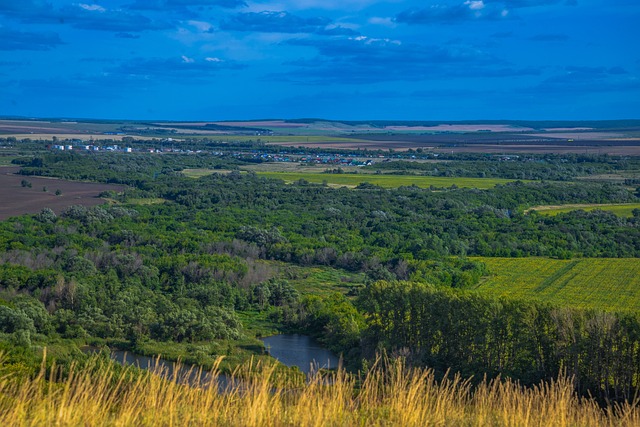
0, 0, 638, 120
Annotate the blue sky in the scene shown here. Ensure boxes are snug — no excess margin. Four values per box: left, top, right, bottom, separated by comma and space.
0, 0, 638, 120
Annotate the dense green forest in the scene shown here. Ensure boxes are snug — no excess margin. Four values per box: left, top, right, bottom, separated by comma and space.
2, 150, 640, 402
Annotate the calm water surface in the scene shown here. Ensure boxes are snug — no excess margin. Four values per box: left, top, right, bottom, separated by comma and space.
261, 334, 340, 375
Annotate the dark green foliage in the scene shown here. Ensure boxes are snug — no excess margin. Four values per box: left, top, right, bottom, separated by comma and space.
36, 208, 57, 223
357, 281, 640, 402
0, 305, 36, 335
238, 226, 287, 247
403, 258, 488, 287
251, 279, 298, 309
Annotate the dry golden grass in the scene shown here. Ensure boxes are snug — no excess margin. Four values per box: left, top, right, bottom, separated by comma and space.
0, 352, 638, 427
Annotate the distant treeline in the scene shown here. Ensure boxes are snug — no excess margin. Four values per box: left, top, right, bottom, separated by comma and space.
285, 118, 640, 130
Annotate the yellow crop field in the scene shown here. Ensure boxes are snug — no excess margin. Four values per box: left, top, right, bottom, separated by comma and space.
474, 257, 640, 312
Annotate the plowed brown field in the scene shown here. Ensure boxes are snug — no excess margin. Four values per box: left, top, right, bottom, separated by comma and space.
0, 167, 125, 220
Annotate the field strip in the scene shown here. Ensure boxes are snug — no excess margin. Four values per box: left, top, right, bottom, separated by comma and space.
527, 203, 640, 217
254, 171, 518, 189
182, 169, 236, 178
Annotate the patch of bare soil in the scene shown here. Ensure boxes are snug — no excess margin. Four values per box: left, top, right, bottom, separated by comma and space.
0, 167, 126, 220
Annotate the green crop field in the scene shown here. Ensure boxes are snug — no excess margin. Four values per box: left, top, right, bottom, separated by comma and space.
182, 168, 236, 178
474, 257, 640, 312
255, 171, 520, 189
530, 203, 640, 217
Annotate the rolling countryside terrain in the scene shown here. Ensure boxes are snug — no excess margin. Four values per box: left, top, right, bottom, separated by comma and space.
1, 120, 639, 426
1, 0, 639, 422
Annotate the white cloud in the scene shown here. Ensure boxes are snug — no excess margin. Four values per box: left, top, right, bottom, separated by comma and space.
205, 57, 222, 62
188, 20, 214, 32
245, 0, 389, 11
368, 17, 396, 28
78, 3, 106, 12
181, 55, 195, 63
349, 35, 401, 45
464, 1, 485, 10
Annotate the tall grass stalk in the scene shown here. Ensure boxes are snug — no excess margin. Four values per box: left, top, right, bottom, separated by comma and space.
0, 352, 638, 426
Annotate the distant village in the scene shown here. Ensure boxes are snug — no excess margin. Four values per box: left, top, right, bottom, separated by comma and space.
39, 136, 525, 167
45, 140, 379, 167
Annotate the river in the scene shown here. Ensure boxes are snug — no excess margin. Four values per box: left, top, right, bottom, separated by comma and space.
84, 334, 339, 387
260, 334, 340, 375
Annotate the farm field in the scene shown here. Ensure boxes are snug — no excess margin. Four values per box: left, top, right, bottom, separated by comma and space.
474, 257, 640, 312
254, 171, 522, 189
214, 135, 370, 143
0, 166, 125, 220
529, 203, 640, 217
242, 163, 365, 173
182, 168, 235, 178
